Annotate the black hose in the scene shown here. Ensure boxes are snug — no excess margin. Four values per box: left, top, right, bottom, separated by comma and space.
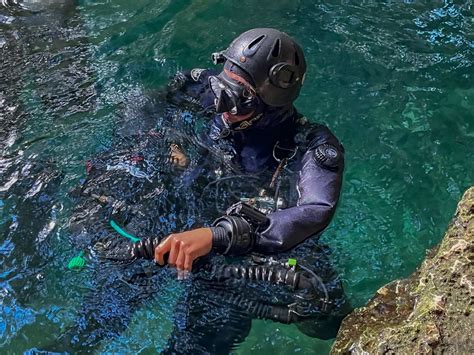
96, 238, 332, 321
214, 264, 301, 289
131, 236, 161, 259
222, 292, 293, 323
99, 238, 325, 297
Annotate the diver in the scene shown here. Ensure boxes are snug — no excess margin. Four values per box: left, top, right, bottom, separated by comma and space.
148, 28, 349, 353
156, 27, 343, 265
61, 28, 349, 353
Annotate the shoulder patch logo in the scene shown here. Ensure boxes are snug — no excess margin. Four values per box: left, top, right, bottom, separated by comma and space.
313, 144, 340, 169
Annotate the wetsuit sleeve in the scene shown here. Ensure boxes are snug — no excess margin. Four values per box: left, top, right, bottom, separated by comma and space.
254, 124, 344, 254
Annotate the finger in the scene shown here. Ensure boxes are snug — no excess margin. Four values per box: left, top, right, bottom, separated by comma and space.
175, 246, 187, 270
184, 251, 195, 272
155, 237, 172, 265
155, 238, 171, 265
168, 238, 181, 266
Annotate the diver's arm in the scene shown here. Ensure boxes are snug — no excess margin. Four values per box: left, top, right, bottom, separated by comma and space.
212, 124, 344, 255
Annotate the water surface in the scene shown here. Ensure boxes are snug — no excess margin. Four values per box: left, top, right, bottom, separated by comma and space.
1, 0, 473, 353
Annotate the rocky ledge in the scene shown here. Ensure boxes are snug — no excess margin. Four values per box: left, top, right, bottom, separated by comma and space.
331, 187, 473, 354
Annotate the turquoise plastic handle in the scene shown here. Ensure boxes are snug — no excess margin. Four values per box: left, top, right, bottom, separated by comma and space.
110, 220, 140, 242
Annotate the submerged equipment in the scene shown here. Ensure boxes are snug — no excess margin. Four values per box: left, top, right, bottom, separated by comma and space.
210, 257, 332, 323
67, 220, 140, 270
211, 28, 306, 107
109, 219, 140, 242
93, 234, 332, 324
211, 201, 268, 255
67, 251, 86, 271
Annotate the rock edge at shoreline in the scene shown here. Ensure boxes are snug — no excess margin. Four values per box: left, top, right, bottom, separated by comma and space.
331, 186, 474, 354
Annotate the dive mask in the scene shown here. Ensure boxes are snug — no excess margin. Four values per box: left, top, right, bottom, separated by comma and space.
209, 70, 259, 116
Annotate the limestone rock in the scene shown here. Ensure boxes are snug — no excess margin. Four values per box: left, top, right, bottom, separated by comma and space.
331, 187, 474, 354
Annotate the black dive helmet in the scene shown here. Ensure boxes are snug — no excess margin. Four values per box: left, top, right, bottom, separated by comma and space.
211, 28, 307, 107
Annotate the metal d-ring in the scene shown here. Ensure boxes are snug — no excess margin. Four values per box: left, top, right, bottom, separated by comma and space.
272, 141, 297, 163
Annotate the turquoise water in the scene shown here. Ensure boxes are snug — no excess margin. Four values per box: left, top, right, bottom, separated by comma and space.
1, 0, 473, 353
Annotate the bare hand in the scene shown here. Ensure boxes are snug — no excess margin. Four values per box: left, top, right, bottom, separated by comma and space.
154, 228, 212, 271
168, 143, 189, 168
